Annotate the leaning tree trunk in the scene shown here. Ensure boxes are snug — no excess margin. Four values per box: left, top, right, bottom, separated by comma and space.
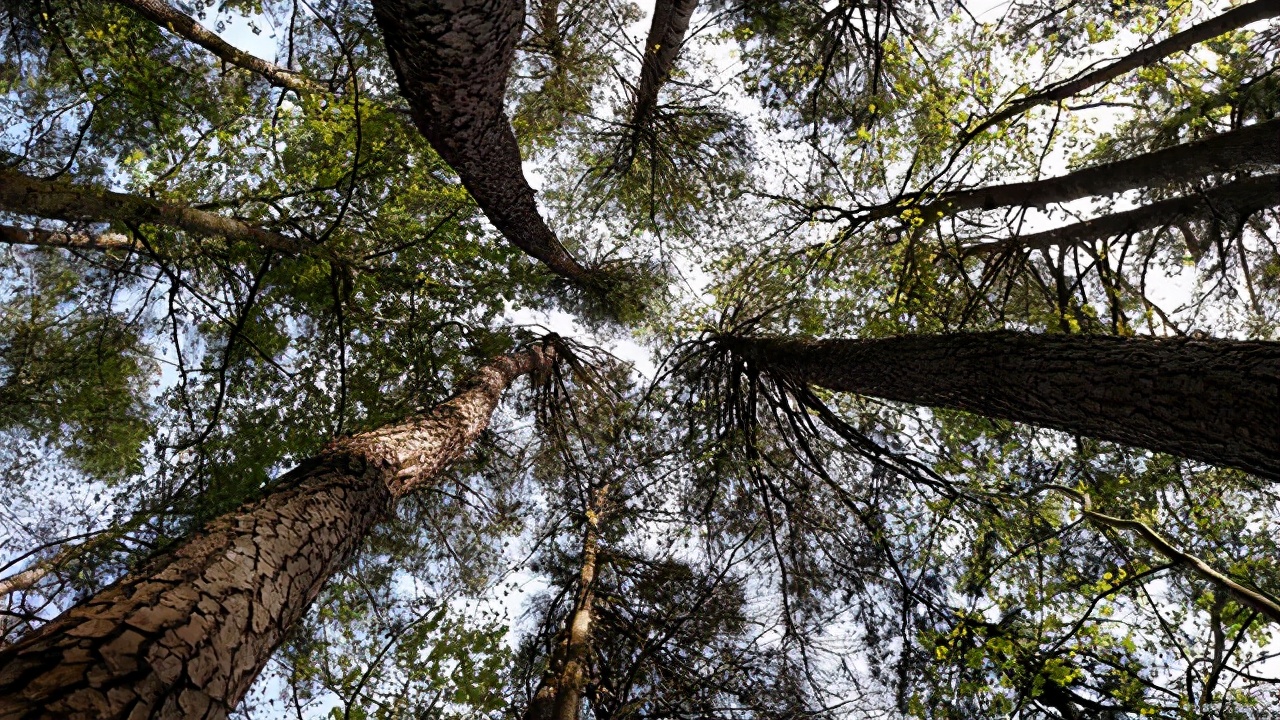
523, 485, 607, 720
724, 332, 1280, 481
616, 0, 699, 168
369, 0, 596, 289
858, 118, 1280, 224
0, 347, 554, 719
964, 174, 1280, 255
967, 0, 1280, 137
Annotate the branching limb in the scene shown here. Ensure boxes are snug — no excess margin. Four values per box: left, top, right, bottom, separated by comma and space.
110, 0, 325, 93
1038, 484, 1280, 625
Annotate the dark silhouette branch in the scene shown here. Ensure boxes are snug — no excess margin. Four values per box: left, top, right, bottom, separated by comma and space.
964, 174, 1279, 255
968, 0, 1280, 137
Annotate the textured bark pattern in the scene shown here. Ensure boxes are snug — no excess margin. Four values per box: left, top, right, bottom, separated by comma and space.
0, 348, 552, 719
0, 169, 300, 254
628, 0, 699, 135
966, 174, 1280, 254
370, 0, 592, 285
113, 0, 321, 92
732, 332, 1280, 480
970, 0, 1280, 136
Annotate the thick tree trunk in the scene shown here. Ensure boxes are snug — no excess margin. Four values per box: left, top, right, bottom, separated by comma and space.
0, 169, 301, 255
369, 0, 596, 288
859, 120, 1279, 224
0, 347, 553, 719
725, 332, 1280, 480
524, 486, 606, 720
110, 0, 322, 93
964, 174, 1280, 255
969, 0, 1280, 136
618, 0, 699, 166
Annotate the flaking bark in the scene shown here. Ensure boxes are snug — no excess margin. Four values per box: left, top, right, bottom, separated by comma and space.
726, 332, 1280, 481
111, 0, 323, 93
0, 225, 140, 253
0, 169, 302, 255
369, 0, 596, 288
0, 347, 554, 719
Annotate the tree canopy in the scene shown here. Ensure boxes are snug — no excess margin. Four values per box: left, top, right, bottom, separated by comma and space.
1, 0, 1278, 718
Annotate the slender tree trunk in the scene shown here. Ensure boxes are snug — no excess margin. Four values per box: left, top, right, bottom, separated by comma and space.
859, 119, 1280, 224
969, 0, 1280, 136
725, 332, 1280, 480
617, 0, 699, 167
110, 0, 322, 93
0, 169, 301, 255
369, 0, 596, 289
524, 486, 606, 720
939, 119, 1278, 215
964, 174, 1279, 255
0, 347, 554, 719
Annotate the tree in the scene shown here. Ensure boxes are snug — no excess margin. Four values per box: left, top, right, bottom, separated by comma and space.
0, 345, 554, 717
3, 0, 1280, 717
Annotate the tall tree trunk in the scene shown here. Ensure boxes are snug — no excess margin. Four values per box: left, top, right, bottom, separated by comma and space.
369, 0, 597, 289
110, 0, 322, 93
964, 174, 1279, 255
968, 0, 1280, 137
0, 347, 554, 719
724, 332, 1280, 480
858, 119, 1280, 224
0, 169, 301, 255
617, 0, 699, 169
524, 485, 606, 720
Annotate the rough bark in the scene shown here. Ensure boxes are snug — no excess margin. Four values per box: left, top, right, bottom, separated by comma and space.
618, 0, 699, 165
969, 0, 1280, 137
964, 174, 1280, 255
0, 168, 301, 255
726, 332, 1280, 481
110, 0, 323, 93
523, 487, 606, 720
0, 347, 554, 719
369, 0, 596, 288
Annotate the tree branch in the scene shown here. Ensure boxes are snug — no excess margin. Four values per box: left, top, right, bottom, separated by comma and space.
110, 0, 324, 93
0, 168, 304, 255
1040, 484, 1280, 625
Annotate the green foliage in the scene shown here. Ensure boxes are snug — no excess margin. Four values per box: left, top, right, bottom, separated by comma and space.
3, 0, 1280, 717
